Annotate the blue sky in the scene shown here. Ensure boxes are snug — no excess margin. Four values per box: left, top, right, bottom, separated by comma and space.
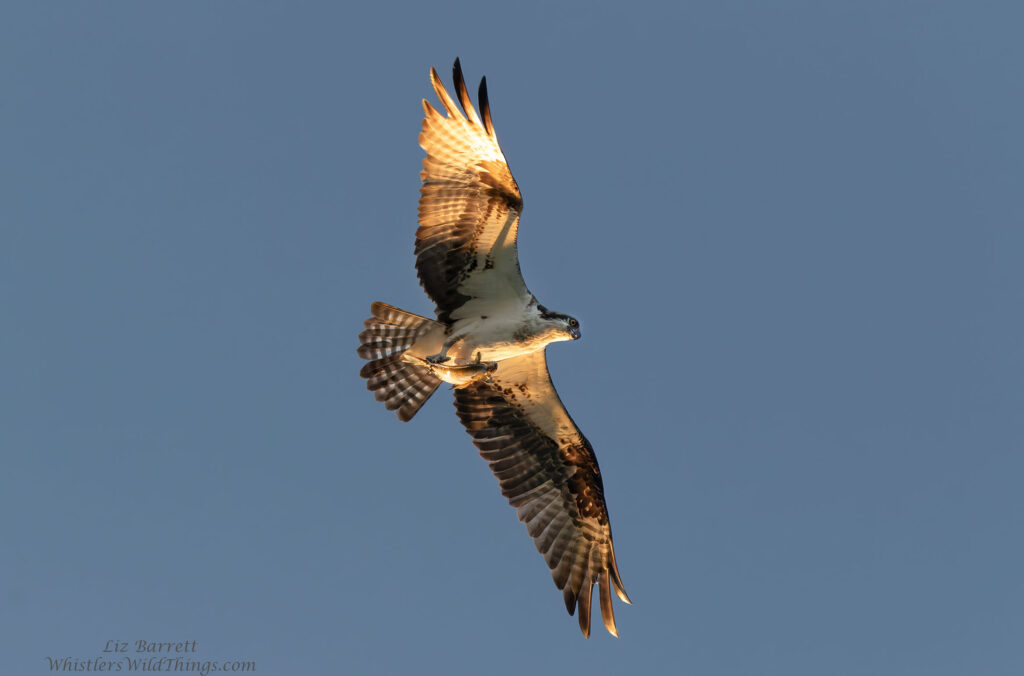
2, 2, 1022, 674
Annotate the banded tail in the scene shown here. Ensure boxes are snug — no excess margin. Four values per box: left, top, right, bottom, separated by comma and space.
357, 302, 443, 421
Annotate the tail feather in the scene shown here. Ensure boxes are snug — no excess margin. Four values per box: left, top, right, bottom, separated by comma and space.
358, 302, 443, 421
360, 355, 441, 421
357, 302, 434, 359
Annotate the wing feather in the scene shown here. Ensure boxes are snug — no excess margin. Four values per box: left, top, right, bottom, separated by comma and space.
453, 350, 629, 638
416, 60, 527, 322
452, 58, 483, 125
577, 569, 593, 639
479, 77, 495, 137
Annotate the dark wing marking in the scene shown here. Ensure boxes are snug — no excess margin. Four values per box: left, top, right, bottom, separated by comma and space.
453, 350, 630, 637
417, 59, 528, 323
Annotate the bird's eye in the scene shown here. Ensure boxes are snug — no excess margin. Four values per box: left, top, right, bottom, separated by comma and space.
569, 318, 578, 327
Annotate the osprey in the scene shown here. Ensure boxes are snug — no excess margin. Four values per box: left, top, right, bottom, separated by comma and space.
357, 59, 630, 638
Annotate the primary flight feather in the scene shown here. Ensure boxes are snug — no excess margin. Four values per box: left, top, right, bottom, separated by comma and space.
357, 59, 630, 638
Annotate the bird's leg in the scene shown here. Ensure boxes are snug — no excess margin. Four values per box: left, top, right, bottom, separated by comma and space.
473, 351, 499, 383
446, 352, 499, 389
424, 335, 457, 364
473, 351, 498, 369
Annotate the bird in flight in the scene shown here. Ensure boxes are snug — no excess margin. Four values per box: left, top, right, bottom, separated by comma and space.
357, 59, 630, 638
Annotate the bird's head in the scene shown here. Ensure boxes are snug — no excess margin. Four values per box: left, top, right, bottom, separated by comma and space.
537, 304, 581, 342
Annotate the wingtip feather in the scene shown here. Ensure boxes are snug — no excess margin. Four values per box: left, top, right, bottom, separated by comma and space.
616, 586, 632, 605
608, 539, 631, 604
563, 588, 577, 616
599, 574, 619, 637
577, 579, 593, 638
479, 76, 495, 137
429, 65, 462, 119
452, 58, 482, 124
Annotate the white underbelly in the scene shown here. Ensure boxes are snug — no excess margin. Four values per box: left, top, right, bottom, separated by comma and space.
456, 338, 541, 362
408, 317, 542, 364
452, 318, 541, 362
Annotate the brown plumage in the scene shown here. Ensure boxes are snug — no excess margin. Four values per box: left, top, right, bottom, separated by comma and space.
357, 60, 629, 638
454, 350, 630, 637
415, 59, 524, 323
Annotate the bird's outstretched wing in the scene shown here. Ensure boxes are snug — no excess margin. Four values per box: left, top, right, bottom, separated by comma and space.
417, 59, 528, 323
453, 350, 631, 637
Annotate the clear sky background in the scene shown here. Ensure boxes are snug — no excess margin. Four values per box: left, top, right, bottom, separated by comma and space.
2, 2, 1022, 674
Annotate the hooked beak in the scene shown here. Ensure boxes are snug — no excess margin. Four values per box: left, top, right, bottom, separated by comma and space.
570, 326, 581, 340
